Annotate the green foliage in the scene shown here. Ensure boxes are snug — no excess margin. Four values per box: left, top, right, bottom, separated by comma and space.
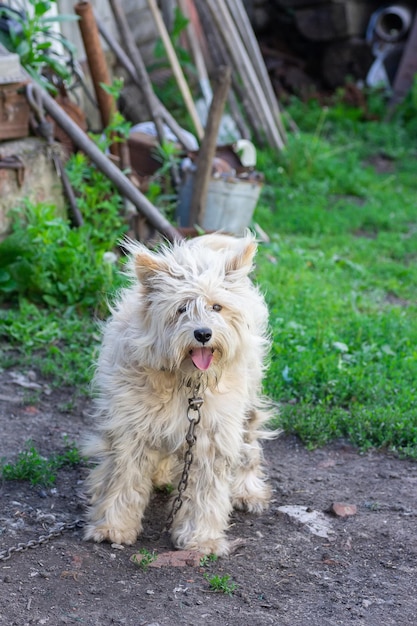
146, 141, 182, 221
0, 105, 131, 389
66, 154, 129, 249
152, 7, 193, 75
0, 201, 124, 311
204, 573, 238, 596
1, 438, 82, 486
131, 549, 158, 571
200, 554, 219, 567
0, 0, 78, 92
0, 299, 99, 388
254, 95, 417, 457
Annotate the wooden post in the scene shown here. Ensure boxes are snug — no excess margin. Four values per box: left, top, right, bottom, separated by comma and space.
188, 66, 231, 227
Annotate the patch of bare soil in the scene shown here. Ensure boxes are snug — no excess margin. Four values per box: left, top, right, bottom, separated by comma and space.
1, 368, 416, 626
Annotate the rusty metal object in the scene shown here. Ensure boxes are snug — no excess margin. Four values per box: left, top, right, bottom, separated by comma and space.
74, 1, 114, 130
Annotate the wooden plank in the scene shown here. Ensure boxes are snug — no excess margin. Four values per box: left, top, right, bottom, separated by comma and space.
188, 66, 231, 227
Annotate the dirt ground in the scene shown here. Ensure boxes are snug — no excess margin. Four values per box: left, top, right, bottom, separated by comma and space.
1, 367, 416, 626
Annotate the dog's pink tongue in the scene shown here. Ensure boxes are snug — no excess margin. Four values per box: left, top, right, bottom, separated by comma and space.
190, 348, 213, 371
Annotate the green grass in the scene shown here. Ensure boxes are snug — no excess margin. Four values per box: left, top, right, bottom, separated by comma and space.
1, 439, 82, 486
254, 95, 417, 457
0, 90, 416, 456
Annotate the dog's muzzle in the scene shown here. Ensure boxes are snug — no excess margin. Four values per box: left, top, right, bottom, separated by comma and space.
190, 328, 214, 370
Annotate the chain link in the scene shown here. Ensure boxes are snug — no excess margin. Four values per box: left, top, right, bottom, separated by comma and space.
165, 385, 204, 531
0, 519, 86, 563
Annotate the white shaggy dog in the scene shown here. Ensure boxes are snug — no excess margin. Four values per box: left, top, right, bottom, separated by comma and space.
83, 232, 273, 556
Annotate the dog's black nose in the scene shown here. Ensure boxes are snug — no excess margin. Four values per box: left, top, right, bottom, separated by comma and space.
194, 328, 212, 344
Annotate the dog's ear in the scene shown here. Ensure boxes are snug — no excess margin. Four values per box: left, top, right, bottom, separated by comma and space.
225, 241, 257, 276
134, 250, 170, 284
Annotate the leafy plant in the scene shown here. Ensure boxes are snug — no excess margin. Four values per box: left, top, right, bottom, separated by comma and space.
204, 573, 238, 596
0, 201, 125, 311
200, 554, 218, 567
131, 548, 157, 571
1, 439, 82, 486
0, 0, 78, 92
146, 141, 182, 221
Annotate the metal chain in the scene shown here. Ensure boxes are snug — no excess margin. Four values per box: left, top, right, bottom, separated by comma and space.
0, 519, 86, 563
165, 385, 204, 531
1, 386, 204, 559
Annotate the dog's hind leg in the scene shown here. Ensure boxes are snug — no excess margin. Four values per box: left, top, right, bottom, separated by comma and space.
231, 408, 272, 513
84, 443, 158, 545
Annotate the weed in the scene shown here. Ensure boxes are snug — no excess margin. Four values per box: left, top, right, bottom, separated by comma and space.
1, 439, 82, 486
200, 554, 218, 567
204, 573, 238, 596
0, 201, 126, 311
146, 141, 182, 221
131, 549, 157, 571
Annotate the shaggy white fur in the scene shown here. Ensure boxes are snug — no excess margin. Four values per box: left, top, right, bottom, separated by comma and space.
83, 232, 274, 555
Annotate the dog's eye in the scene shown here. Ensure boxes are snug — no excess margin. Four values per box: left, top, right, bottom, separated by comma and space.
212, 304, 222, 312
178, 305, 187, 315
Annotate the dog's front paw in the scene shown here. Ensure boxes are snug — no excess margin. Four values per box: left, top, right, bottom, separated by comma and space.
84, 524, 138, 545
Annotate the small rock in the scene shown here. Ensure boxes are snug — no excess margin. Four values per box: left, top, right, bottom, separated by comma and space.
277, 505, 335, 538
330, 502, 358, 517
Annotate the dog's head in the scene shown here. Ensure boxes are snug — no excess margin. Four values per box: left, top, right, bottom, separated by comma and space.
123, 233, 268, 381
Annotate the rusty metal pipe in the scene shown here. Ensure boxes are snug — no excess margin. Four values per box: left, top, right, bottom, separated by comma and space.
30, 84, 182, 242
74, 1, 114, 129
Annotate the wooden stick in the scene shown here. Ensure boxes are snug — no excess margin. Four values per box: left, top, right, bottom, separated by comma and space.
195, 0, 272, 146
178, 0, 212, 105
108, 0, 166, 145
97, 18, 196, 151
193, 0, 255, 140
225, 0, 287, 143
189, 66, 231, 226
147, 0, 204, 140
203, 0, 285, 150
